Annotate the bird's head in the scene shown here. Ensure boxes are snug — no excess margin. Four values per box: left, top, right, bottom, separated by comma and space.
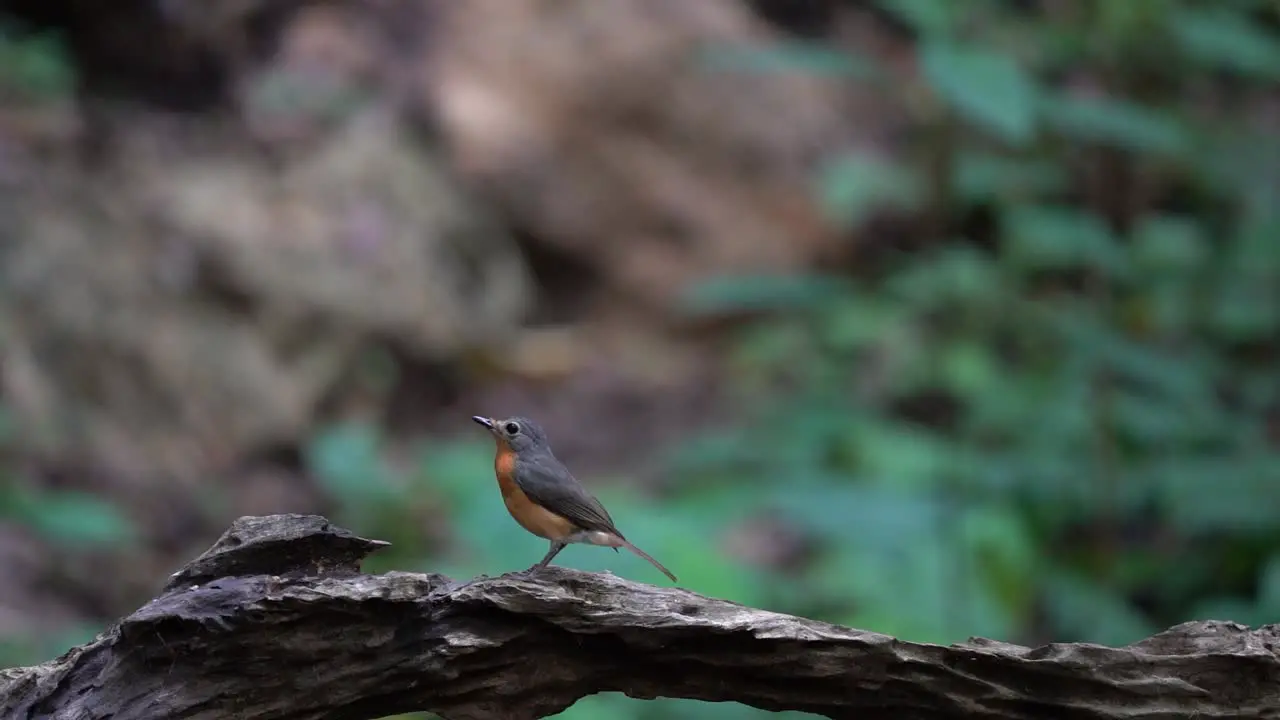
471, 415, 549, 455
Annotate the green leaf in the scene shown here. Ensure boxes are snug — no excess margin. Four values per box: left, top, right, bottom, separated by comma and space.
1001, 205, 1129, 277
416, 440, 494, 515
1062, 317, 1220, 409
679, 274, 849, 316
661, 428, 760, 477
549, 692, 641, 720
816, 520, 1015, 645
1227, 210, 1280, 274
304, 421, 400, 505
17, 490, 138, 549
750, 401, 852, 478
0, 621, 104, 668
453, 503, 543, 572
1148, 455, 1280, 533
819, 294, 912, 352
964, 374, 1047, 440
726, 321, 814, 384
766, 484, 946, 550
952, 152, 1069, 203
1209, 217, 1280, 339
1190, 596, 1269, 627
851, 421, 956, 490
663, 484, 764, 528
816, 153, 923, 228
0, 31, 75, 100
1137, 282, 1195, 335
886, 246, 1009, 309
920, 41, 1039, 145
1209, 280, 1280, 340
984, 452, 1090, 510
1041, 569, 1156, 646
1168, 9, 1280, 80
1131, 215, 1209, 274
959, 504, 1038, 616
696, 41, 880, 78
1044, 312, 1227, 440
1029, 362, 1095, 445
1258, 554, 1280, 607
1040, 94, 1190, 156
1194, 127, 1280, 203
1110, 390, 1214, 447
940, 340, 1003, 402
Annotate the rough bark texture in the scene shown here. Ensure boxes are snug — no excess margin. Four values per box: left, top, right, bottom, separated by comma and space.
1, 515, 1277, 720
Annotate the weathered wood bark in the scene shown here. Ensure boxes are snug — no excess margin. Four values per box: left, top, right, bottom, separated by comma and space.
1, 515, 1277, 720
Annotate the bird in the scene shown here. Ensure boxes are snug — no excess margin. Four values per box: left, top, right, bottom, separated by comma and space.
471, 414, 678, 582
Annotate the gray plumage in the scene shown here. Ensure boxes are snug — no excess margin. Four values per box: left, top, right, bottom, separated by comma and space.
472, 413, 677, 582
514, 453, 623, 538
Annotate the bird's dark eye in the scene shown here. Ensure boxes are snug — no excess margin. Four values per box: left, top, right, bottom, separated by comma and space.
504, 422, 520, 435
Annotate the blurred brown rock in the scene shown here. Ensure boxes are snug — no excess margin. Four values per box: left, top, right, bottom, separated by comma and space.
0, 0, 864, 485
423, 0, 850, 316
0, 106, 530, 482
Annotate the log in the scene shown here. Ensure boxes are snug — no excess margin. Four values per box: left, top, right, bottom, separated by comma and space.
1, 514, 1276, 720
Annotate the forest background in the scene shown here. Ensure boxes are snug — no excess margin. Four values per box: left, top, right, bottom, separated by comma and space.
1, 1, 1278, 718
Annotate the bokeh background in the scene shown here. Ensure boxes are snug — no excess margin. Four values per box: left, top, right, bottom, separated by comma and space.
2, 1, 1279, 718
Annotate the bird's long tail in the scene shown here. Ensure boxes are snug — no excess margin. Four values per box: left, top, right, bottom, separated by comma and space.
617, 538, 678, 583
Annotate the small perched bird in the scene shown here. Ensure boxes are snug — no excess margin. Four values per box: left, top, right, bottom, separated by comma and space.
472, 415, 678, 582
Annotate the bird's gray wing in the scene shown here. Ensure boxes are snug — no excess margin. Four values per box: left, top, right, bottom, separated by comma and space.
514, 455, 620, 536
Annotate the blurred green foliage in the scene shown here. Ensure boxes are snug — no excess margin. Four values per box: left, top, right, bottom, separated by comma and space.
361, 3, 1279, 718
678, 0, 1280, 652
0, 22, 74, 102
0, 405, 140, 667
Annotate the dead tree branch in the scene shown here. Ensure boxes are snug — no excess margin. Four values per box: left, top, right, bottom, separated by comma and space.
1, 514, 1277, 719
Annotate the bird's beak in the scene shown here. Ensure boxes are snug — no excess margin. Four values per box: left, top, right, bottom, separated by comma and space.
472, 415, 495, 432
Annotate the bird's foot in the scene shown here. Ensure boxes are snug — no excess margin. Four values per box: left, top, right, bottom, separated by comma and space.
510, 564, 546, 579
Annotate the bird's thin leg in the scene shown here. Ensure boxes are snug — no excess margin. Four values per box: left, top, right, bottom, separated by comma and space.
523, 541, 567, 575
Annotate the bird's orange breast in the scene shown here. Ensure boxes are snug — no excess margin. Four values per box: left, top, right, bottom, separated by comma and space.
494, 445, 519, 496
493, 442, 574, 540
